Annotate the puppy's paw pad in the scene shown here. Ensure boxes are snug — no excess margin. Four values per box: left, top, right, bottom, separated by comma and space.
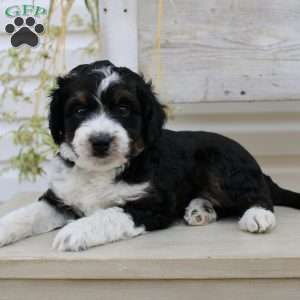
239, 207, 276, 233
52, 223, 88, 252
184, 198, 216, 226
185, 210, 210, 226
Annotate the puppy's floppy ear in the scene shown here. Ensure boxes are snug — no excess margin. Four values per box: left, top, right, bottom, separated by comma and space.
116, 67, 167, 145
49, 77, 67, 145
139, 80, 167, 145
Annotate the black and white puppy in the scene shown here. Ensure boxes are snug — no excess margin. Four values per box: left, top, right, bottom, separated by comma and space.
0, 60, 299, 251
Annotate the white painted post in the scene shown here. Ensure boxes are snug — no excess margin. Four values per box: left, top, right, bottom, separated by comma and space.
99, 0, 138, 72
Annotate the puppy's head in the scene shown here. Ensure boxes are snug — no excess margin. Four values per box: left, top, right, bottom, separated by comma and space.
49, 60, 166, 171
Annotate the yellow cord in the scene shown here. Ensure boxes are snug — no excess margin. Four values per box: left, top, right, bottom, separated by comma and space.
149, 0, 173, 118
148, 0, 163, 92
154, 0, 163, 90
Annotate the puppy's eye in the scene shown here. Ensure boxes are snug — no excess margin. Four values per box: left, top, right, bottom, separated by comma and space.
118, 104, 130, 117
74, 108, 87, 116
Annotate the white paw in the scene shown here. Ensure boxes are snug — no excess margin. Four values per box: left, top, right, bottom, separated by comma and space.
52, 220, 90, 252
239, 207, 276, 233
184, 198, 217, 226
0, 228, 10, 247
0, 223, 16, 247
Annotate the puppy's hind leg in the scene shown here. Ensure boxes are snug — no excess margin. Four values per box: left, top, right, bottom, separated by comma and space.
239, 206, 276, 233
236, 180, 276, 233
184, 198, 217, 226
0, 200, 68, 247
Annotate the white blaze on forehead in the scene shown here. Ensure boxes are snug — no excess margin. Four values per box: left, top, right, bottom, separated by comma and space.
92, 66, 120, 97
98, 65, 113, 77
98, 72, 120, 94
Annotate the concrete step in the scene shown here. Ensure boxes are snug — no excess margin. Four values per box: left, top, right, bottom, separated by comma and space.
0, 194, 300, 300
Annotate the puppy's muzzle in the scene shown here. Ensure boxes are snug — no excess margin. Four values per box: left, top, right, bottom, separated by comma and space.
89, 134, 113, 158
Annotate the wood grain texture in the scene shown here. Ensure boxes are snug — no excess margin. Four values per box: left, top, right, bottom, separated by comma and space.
138, 0, 300, 103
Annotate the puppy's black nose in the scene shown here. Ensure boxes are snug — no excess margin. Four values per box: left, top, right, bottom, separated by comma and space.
89, 134, 113, 157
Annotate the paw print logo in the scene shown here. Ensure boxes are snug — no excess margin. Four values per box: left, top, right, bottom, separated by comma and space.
5, 17, 44, 47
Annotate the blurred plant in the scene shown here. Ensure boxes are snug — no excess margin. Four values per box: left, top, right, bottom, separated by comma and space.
0, 0, 101, 181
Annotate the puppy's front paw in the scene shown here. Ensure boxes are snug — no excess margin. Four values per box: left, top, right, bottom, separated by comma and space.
0, 224, 15, 248
52, 221, 90, 251
0, 231, 9, 248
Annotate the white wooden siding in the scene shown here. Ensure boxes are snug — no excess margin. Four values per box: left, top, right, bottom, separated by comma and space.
138, 0, 300, 103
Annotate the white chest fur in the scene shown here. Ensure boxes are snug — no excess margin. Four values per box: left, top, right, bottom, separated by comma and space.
48, 157, 150, 216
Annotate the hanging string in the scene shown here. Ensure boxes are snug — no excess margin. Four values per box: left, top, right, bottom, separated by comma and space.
154, 0, 163, 91
148, 0, 173, 117
148, 0, 163, 92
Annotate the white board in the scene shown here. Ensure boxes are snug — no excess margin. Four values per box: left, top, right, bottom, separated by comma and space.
138, 0, 300, 103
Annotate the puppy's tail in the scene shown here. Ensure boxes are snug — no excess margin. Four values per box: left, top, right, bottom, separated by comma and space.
264, 174, 300, 209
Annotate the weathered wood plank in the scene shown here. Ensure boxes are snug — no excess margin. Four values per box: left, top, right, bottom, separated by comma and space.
138, 0, 300, 103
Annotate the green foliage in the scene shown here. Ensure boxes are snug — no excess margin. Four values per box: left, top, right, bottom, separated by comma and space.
10, 117, 55, 181
0, 0, 100, 181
